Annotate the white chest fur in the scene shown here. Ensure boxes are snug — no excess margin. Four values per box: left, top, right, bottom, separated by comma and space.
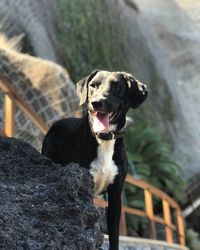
90, 139, 118, 195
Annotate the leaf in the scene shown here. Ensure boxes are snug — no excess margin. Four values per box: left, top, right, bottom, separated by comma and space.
128, 200, 145, 210
135, 163, 151, 177
128, 153, 143, 163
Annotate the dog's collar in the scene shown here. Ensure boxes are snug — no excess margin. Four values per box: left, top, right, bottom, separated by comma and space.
95, 131, 125, 140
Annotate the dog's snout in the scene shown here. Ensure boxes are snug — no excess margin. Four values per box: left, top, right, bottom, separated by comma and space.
91, 101, 103, 110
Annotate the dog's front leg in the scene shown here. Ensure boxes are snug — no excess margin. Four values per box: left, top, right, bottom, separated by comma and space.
107, 189, 121, 250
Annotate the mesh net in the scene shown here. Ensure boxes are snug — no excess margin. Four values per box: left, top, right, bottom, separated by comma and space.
0, 34, 80, 150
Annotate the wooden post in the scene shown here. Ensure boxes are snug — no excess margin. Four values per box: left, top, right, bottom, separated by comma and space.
5, 93, 14, 137
162, 199, 173, 243
0, 128, 5, 135
144, 189, 156, 239
176, 209, 185, 246
120, 206, 127, 236
0, 77, 48, 135
120, 193, 127, 236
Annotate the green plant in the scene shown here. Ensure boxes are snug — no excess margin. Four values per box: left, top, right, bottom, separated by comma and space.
186, 229, 200, 250
125, 124, 186, 200
57, 0, 129, 82
58, 0, 128, 81
124, 124, 186, 235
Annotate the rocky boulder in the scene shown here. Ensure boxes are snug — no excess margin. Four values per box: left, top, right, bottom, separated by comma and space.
0, 136, 102, 250
119, 0, 200, 178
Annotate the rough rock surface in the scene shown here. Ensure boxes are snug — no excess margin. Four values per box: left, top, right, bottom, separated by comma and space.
118, 0, 200, 178
0, 0, 59, 62
0, 136, 102, 250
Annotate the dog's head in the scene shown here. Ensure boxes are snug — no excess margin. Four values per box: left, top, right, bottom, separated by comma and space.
77, 70, 148, 133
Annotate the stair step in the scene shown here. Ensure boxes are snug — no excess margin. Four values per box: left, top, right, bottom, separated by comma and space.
101, 235, 189, 250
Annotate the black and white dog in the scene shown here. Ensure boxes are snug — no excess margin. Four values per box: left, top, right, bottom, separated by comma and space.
42, 70, 148, 250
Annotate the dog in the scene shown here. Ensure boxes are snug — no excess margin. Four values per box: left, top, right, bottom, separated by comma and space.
42, 70, 148, 250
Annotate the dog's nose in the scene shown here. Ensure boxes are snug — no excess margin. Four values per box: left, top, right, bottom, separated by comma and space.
91, 101, 103, 110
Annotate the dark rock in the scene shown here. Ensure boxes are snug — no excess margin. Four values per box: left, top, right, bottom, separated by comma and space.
0, 136, 103, 250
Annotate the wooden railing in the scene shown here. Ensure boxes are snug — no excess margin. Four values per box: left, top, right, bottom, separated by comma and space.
0, 77, 48, 137
0, 77, 185, 246
94, 175, 185, 246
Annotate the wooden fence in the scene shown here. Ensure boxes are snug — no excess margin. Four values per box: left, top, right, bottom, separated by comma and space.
0, 77, 48, 137
0, 77, 185, 246
94, 175, 185, 245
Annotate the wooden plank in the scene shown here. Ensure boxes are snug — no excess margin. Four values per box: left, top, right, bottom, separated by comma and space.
153, 215, 165, 225
126, 174, 150, 189
93, 197, 108, 208
170, 224, 177, 231
123, 206, 146, 217
162, 199, 173, 244
94, 201, 146, 217
176, 209, 185, 246
5, 94, 14, 137
0, 128, 5, 136
153, 215, 177, 231
126, 175, 179, 209
144, 189, 156, 239
0, 78, 49, 135
120, 207, 127, 236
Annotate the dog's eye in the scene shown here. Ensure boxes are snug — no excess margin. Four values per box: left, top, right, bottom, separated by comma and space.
90, 83, 96, 88
90, 83, 98, 89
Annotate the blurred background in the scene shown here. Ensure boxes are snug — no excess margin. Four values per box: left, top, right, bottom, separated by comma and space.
0, 0, 199, 249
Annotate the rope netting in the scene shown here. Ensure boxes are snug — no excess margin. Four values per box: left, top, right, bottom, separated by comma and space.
0, 35, 80, 150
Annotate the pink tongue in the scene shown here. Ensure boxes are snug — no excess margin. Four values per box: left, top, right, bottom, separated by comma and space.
93, 113, 110, 133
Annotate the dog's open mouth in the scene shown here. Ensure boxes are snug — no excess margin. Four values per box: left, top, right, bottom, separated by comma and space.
92, 111, 114, 133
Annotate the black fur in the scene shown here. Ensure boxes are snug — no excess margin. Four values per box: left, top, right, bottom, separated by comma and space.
42, 70, 148, 250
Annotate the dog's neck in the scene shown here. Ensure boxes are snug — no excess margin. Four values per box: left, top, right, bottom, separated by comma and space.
95, 130, 125, 141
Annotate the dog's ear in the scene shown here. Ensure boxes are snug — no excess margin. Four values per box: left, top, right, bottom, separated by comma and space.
122, 72, 148, 109
76, 70, 99, 106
